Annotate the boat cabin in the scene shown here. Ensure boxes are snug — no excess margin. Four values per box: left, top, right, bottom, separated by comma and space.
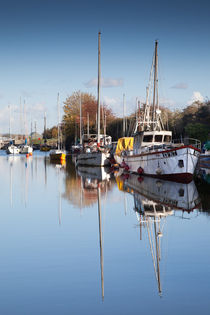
133, 130, 172, 155
82, 134, 112, 147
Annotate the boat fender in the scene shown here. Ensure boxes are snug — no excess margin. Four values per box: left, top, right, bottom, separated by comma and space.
124, 165, 130, 171
121, 160, 126, 168
138, 176, 144, 183
137, 167, 144, 174
156, 167, 162, 175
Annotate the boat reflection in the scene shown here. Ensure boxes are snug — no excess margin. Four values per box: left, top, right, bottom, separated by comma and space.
117, 174, 201, 213
76, 166, 112, 300
116, 174, 201, 295
63, 165, 113, 209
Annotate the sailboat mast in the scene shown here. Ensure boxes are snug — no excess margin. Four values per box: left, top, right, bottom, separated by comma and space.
97, 31, 101, 147
57, 93, 60, 150
79, 92, 82, 145
9, 104, 11, 139
44, 112, 47, 144
87, 112, 90, 137
152, 40, 158, 130
123, 93, 126, 137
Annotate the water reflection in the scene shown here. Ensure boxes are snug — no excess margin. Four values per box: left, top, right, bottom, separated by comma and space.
117, 174, 201, 213
116, 174, 202, 295
74, 166, 112, 300
63, 164, 113, 209
1, 153, 210, 311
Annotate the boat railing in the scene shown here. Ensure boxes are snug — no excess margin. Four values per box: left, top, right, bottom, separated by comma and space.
172, 138, 201, 150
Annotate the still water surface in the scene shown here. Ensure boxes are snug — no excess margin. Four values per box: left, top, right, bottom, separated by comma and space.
0, 151, 210, 315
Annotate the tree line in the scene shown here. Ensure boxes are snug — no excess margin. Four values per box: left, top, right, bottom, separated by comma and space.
43, 91, 210, 149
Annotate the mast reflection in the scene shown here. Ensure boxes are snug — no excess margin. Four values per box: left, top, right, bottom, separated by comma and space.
116, 174, 201, 295
75, 166, 112, 300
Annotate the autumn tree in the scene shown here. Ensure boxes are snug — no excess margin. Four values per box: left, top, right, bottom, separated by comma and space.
62, 91, 116, 148
43, 126, 58, 139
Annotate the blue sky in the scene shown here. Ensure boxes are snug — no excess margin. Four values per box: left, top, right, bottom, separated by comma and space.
0, 0, 209, 134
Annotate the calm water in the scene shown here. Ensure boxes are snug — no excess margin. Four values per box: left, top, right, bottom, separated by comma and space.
0, 151, 210, 315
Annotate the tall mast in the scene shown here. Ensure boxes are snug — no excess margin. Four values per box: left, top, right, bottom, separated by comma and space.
97, 31, 101, 146
9, 104, 11, 139
79, 92, 82, 145
152, 40, 158, 130
123, 93, 126, 137
87, 112, 89, 137
44, 112, 47, 144
57, 93, 60, 150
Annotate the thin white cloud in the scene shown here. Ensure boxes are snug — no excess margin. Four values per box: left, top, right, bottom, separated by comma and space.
171, 83, 188, 90
32, 103, 45, 113
188, 91, 204, 105
85, 77, 124, 88
159, 97, 176, 108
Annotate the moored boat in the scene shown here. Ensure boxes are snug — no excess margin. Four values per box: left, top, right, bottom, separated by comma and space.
76, 32, 111, 167
6, 143, 20, 155
116, 41, 201, 183
50, 93, 66, 162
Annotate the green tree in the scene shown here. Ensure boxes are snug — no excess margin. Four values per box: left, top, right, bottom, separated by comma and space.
185, 123, 209, 142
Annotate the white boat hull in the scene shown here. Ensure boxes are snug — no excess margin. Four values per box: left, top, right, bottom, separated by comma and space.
76, 152, 110, 167
20, 145, 33, 154
122, 146, 200, 183
6, 145, 20, 155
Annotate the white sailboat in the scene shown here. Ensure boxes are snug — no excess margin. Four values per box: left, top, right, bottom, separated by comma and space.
76, 32, 111, 167
19, 100, 33, 154
6, 105, 20, 155
50, 93, 66, 162
7, 144, 20, 155
20, 139, 33, 154
115, 41, 201, 183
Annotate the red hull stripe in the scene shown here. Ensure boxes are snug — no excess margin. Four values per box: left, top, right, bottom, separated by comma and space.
127, 145, 200, 158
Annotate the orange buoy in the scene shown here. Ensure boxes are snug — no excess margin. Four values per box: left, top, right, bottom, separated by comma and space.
26, 154, 29, 158
29, 152, 32, 156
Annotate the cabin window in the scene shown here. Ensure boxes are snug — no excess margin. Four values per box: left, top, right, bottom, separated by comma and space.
155, 205, 163, 212
144, 205, 154, 211
164, 135, 171, 142
155, 135, 163, 142
143, 135, 153, 142
179, 188, 184, 197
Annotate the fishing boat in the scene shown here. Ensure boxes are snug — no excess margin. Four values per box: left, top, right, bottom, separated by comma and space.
76, 32, 111, 167
50, 93, 66, 162
116, 41, 201, 183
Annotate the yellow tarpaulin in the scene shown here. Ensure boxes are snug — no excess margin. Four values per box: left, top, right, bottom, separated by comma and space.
115, 137, 133, 155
